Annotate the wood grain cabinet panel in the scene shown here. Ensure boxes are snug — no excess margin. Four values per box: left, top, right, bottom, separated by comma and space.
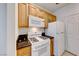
28, 4, 37, 16
50, 38, 54, 56
18, 3, 56, 28
29, 4, 44, 19
47, 14, 56, 22
36, 8, 44, 18
51, 15, 56, 22
17, 46, 31, 56
18, 3, 28, 28
42, 12, 48, 28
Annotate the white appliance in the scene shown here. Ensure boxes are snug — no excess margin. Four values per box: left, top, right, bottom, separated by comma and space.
29, 15, 45, 27
28, 28, 50, 56
45, 21, 65, 56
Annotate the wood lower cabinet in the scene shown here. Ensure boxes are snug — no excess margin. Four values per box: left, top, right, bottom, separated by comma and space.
50, 38, 54, 56
17, 46, 31, 56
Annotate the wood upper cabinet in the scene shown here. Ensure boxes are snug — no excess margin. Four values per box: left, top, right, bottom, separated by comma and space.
18, 3, 56, 28
47, 14, 56, 23
41, 11, 48, 28
28, 4, 37, 16
50, 15, 56, 22
17, 46, 31, 56
18, 3, 28, 28
28, 4, 44, 19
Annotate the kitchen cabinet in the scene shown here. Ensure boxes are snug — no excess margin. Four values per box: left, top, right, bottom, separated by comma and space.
47, 14, 56, 23
29, 4, 44, 19
18, 3, 28, 28
36, 7, 47, 19
28, 4, 37, 16
28, 4, 56, 26
42, 12, 48, 28
50, 38, 54, 56
18, 3, 56, 28
51, 15, 56, 22
17, 46, 31, 56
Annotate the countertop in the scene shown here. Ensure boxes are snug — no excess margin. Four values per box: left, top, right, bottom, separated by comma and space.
16, 40, 31, 50
17, 35, 54, 50
43, 35, 54, 39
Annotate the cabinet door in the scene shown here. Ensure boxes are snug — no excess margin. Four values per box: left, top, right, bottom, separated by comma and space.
47, 14, 56, 22
50, 38, 54, 56
28, 4, 37, 16
17, 46, 31, 56
51, 15, 56, 22
36, 8, 44, 18
18, 4, 28, 27
36, 8, 41, 18
41, 11, 48, 28
45, 15, 48, 28
29, 4, 45, 19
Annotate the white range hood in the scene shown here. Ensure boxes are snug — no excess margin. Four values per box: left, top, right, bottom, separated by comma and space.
29, 15, 45, 27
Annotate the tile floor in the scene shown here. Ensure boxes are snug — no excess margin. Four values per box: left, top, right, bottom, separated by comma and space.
62, 51, 75, 56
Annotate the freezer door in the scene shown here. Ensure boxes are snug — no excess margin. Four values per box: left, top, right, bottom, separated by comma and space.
56, 21, 64, 34
45, 22, 56, 37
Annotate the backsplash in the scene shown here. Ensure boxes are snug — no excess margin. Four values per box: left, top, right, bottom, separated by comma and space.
18, 28, 28, 35
18, 27, 44, 35
28, 27, 44, 36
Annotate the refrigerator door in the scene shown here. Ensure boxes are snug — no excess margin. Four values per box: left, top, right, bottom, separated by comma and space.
56, 32, 65, 56
56, 21, 64, 34
45, 21, 65, 56
45, 22, 56, 37
56, 21, 65, 56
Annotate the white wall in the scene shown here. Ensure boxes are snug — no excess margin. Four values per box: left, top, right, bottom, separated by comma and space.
54, 3, 79, 55
0, 3, 7, 55
7, 3, 18, 56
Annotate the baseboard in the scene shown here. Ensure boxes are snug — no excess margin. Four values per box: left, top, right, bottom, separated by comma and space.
61, 51, 66, 56
65, 50, 77, 56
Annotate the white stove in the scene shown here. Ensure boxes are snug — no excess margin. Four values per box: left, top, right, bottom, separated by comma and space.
28, 35, 50, 56
38, 36, 49, 40
29, 37, 39, 43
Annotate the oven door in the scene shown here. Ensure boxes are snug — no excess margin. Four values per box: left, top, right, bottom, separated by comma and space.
31, 40, 50, 56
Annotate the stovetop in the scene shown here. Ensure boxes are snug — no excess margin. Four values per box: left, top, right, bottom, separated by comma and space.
29, 37, 39, 43
38, 36, 48, 40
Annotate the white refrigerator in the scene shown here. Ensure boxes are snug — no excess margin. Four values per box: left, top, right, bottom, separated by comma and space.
45, 21, 65, 56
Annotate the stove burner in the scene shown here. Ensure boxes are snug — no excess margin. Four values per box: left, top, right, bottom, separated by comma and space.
29, 37, 39, 43
39, 36, 48, 40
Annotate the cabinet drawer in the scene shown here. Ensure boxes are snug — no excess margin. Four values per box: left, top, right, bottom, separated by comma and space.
17, 46, 31, 56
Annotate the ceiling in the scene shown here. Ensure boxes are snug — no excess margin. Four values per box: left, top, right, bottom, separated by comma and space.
34, 3, 69, 12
